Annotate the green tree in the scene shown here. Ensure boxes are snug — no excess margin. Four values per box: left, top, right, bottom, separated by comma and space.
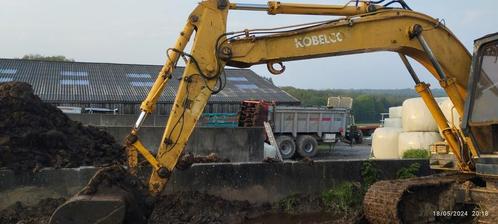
21, 54, 75, 62
352, 94, 377, 123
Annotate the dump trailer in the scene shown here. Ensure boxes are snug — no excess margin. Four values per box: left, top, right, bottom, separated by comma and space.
272, 106, 353, 158
238, 100, 361, 159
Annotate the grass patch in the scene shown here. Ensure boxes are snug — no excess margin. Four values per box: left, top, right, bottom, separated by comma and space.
361, 160, 379, 189
321, 182, 362, 212
278, 193, 299, 213
402, 149, 430, 159
396, 163, 421, 179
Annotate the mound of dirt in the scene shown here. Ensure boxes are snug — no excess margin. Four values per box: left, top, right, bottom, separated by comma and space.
0, 82, 125, 171
0, 191, 364, 224
0, 198, 65, 224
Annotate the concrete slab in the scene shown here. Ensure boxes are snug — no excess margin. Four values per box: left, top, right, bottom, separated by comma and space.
102, 127, 265, 162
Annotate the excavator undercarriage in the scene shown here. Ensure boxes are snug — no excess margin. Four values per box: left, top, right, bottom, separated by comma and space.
365, 173, 498, 224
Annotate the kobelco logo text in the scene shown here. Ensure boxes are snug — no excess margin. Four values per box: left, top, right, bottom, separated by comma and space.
294, 32, 343, 48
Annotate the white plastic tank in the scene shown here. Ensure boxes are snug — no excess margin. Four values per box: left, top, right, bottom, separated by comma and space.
402, 98, 438, 132
389, 106, 402, 118
372, 127, 403, 159
383, 118, 402, 128
398, 132, 443, 157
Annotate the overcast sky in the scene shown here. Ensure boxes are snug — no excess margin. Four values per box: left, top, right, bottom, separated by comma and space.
1, 0, 496, 89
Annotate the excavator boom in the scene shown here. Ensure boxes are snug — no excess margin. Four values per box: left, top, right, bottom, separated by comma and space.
140, 0, 476, 194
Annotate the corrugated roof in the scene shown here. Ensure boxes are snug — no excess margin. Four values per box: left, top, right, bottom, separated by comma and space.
0, 58, 299, 104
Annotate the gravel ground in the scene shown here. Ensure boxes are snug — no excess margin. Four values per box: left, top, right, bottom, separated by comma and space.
314, 143, 372, 161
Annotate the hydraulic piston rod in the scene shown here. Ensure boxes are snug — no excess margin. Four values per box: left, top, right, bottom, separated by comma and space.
410, 25, 447, 80
230, 1, 374, 16
410, 24, 466, 116
229, 3, 268, 11
398, 53, 472, 171
399, 53, 420, 84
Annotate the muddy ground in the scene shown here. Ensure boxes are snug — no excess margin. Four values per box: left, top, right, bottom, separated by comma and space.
0, 82, 125, 171
150, 191, 363, 224
0, 191, 363, 224
0, 198, 65, 224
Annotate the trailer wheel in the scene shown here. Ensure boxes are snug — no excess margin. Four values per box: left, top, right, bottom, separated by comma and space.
296, 135, 318, 157
276, 135, 296, 159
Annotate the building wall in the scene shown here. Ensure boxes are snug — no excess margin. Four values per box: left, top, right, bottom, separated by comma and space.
100, 126, 264, 161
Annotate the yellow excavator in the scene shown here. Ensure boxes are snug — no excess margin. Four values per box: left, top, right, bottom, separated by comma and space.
49, 0, 498, 223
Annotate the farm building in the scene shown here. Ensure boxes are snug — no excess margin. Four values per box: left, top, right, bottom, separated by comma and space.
0, 58, 299, 115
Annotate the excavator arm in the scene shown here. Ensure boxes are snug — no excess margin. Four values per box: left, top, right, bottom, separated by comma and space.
50, 1, 485, 223
126, 0, 230, 195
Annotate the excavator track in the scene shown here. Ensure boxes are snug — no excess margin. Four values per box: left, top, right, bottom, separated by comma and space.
364, 173, 473, 224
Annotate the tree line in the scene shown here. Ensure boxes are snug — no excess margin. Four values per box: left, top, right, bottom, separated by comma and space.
20, 54, 74, 62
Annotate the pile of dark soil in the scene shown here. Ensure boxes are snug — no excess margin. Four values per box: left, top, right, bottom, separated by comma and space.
0, 82, 125, 171
0, 191, 363, 224
0, 198, 65, 224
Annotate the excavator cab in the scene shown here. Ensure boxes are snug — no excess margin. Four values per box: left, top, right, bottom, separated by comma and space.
463, 33, 498, 174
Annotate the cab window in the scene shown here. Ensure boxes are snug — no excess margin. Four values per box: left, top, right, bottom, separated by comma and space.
471, 42, 498, 125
